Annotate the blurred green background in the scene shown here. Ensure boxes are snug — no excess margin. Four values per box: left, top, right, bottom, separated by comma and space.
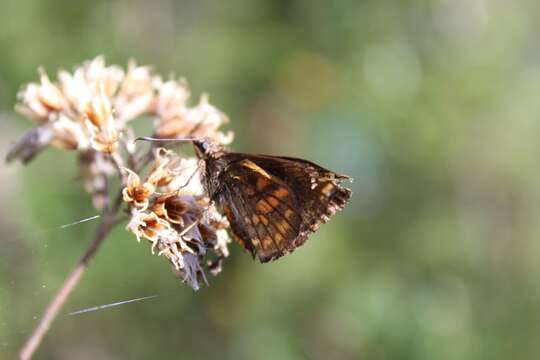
2, 0, 540, 359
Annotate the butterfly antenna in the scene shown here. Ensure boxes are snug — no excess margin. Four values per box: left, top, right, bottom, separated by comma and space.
135, 136, 201, 144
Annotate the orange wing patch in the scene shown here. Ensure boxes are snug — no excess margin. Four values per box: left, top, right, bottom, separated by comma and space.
256, 199, 273, 214
272, 187, 289, 199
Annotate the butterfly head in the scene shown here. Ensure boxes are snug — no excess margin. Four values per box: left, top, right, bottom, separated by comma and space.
192, 138, 223, 160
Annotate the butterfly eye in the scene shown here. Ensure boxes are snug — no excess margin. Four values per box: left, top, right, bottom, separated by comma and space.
193, 139, 210, 157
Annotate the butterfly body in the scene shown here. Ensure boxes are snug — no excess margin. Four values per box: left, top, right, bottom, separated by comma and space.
193, 140, 351, 262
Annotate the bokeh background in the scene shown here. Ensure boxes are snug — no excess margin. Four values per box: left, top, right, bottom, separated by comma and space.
2, 0, 540, 359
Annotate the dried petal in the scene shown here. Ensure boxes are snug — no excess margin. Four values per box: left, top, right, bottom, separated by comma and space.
122, 168, 155, 210
15, 84, 50, 121
51, 115, 89, 150
114, 59, 154, 123
154, 77, 190, 121
84, 85, 119, 153
36, 68, 69, 112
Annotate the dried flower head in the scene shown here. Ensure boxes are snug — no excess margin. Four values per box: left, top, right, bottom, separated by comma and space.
123, 147, 231, 290
122, 168, 156, 210
154, 77, 233, 144
15, 68, 69, 121
114, 60, 154, 124
8, 56, 233, 288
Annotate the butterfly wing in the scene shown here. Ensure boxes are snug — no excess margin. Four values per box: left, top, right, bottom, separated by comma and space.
243, 154, 351, 246
214, 158, 303, 262
213, 153, 351, 262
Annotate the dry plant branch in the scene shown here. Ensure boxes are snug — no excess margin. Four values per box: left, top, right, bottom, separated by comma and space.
8, 57, 234, 359
18, 201, 120, 360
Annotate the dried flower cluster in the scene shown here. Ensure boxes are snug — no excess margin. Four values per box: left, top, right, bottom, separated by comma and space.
123, 149, 230, 289
7, 56, 233, 289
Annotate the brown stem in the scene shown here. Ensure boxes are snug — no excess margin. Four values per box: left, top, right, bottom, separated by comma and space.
18, 206, 119, 360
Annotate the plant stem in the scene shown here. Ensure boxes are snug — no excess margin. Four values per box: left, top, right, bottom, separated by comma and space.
18, 206, 119, 360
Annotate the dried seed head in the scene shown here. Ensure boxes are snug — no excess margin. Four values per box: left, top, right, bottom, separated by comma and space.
36, 68, 69, 112
51, 115, 90, 150
114, 59, 154, 124
149, 194, 189, 225
122, 168, 156, 210
154, 81, 233, 144
11, 56, 234, 288
12, 56, 232, 162
123, 148, 231, 290
154, 77, 191, 120
84, 85, 119, 153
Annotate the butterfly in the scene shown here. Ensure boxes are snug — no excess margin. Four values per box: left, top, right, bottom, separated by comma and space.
191, 139, 352, 262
